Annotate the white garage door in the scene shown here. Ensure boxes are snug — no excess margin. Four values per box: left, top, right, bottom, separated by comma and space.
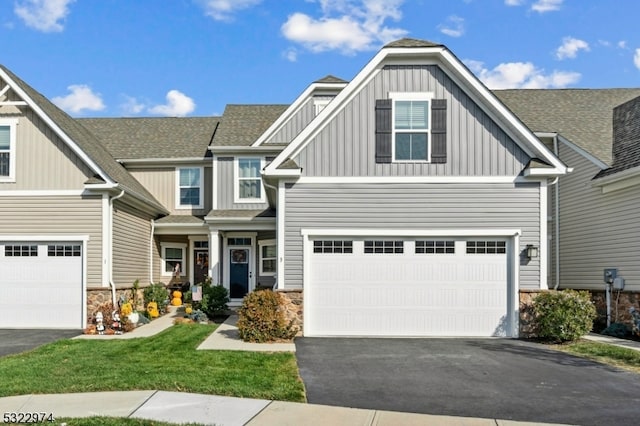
306, 238, 511, 337
0, 242, 83, 329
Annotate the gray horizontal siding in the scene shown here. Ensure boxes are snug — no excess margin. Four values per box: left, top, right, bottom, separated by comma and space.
555, 143, 640, 292
215, 157, 269, 210
0, 195, 103, 286
295, 65, 530, 177
130, 166, 212, 215
0, 109, 93, 190
267, 98, 316, 144
284, 182, 541, 290
112, 201, 152, 288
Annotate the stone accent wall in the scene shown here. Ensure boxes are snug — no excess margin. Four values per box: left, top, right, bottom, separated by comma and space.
86, 287, 145, 322
277, 289, 303, 336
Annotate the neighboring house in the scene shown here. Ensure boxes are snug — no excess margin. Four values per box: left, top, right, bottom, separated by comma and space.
0, 38, 575, 337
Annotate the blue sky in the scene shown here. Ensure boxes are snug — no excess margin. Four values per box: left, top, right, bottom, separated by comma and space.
2, 0, 640, 117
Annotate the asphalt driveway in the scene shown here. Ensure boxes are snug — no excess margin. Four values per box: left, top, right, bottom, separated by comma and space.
0, 329, 80, 358
295, 338, 640, 426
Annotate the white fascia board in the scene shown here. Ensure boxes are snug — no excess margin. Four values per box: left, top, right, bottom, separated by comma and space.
211, 146, 286, 153
300, 228, 522, 237
264, 48, 390, 176
592, 165, 640, 193
555, 134, 609, 170
204, 216, 276, 224
0, 68, 114, 186
119, 157, 210, 166
261, 169, 302, 178
297, 176, 520, 184
523, 168, 567, 177
437, 49, 567, 173
0, 234, 90, 242
252, 81, 347, 148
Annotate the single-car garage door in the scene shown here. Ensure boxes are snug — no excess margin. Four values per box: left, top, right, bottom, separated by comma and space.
305, 237, 514, 337
0, 242, 83, 329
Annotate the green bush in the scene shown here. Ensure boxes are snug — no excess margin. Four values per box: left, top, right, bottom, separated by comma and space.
143, 283, 169, 312
601, 322, 631, 338
532, 290, 597, 342
237, 290, 297, 343
199, 278, 230, 318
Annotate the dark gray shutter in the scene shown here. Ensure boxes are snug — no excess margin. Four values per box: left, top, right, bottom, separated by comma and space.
431, 99, 447, 164
375, 99, 392, 163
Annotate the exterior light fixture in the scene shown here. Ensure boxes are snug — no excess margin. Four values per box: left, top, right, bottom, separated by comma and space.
526, 244, 539, 259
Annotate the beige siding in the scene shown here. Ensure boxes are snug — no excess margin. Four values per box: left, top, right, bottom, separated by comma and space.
555, 142, 640, 291
0, 108, 93, 189
153, 235, 190, 285
112, 201, 152, 287
129, 166, 212, 215
295, 65, 530, 177
0, 195, 103, 286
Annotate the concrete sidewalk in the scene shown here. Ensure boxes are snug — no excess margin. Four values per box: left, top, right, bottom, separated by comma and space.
0, 391, 569, 426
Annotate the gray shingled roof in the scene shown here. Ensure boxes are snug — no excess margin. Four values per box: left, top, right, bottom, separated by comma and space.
78, 117, 220, 160
384, 38, 443, 48
0, 64, 166, 213
314, 75, 348, 84
214, 104, 288, 147
495, 88, 640, 165
155, 215, 205, 224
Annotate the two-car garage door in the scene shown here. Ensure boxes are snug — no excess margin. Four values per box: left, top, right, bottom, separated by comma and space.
305, 236, 515, 337
0, 242, 83, 329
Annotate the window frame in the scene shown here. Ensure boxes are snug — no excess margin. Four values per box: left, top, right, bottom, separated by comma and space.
258, 239, 277, 276
175, 167, 204, 209
0, 119, 18, 182
161, 242, 187, 277
389, 92, 432, 163
234, 157, 266, 203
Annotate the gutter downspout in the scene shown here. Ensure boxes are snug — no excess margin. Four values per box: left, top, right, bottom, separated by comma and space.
150, 219, 155, 284
108, 190, 125, 307
553, 135, 561, 290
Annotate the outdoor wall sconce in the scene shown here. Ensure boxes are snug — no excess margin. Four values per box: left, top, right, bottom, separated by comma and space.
526, 244, 539, 259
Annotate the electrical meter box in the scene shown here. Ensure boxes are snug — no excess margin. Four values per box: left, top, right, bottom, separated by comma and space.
613, 277, 625, 290
604, 269, 617, 284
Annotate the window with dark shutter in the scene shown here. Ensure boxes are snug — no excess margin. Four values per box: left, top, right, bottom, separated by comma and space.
375, 99, 392, 163
431, 99, 447, 163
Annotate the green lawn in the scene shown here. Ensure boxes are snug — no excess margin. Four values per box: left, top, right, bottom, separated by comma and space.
0, 323, 305, 402
53, 418, 202, 426
553, 340, 640, 373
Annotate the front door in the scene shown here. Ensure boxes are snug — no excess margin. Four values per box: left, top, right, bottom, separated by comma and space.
229, 247, 250, 299
193, 249, 209, 285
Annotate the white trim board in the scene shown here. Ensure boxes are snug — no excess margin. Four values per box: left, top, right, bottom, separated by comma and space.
300, 228, 522, 237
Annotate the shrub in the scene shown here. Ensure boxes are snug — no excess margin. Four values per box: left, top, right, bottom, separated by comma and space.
237, 290, 297, 343
532, 290, 597, 342
200, 278, 230, 318
601, 322, 631, 338
143, 283, 169, 313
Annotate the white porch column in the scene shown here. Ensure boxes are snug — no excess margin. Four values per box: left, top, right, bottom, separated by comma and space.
209, 229, 220, 284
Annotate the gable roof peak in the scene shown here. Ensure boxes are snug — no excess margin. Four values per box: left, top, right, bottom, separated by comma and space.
313, 75, 348, 84
383, 38, 443, 49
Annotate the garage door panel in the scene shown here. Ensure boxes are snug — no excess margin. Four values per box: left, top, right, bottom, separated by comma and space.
307, 237, 511, 337
0, 242, 83, 329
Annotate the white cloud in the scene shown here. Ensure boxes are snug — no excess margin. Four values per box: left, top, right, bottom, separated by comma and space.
504, 0, 525, 6
149, 90, 195, 117
281, 0, 408, 54
618, 40, 627, 49
555, 37, 589, 60
634, 49, 640, 70
465, 59, 580, 89
120, 96, 145, 115
14, 0, 75, 32
52, 84, 105, 114
438, 15, 464, 38
197, 0, 262, 21
282, 47, 299, 62
531, 0, 563, 13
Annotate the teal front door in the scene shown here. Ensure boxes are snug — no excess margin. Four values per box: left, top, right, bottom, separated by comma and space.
229, 248, 250, 298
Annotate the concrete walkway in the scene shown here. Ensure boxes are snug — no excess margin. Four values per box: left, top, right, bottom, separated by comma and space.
583, 332, 640, 351
0, 390, 569, 425
197, 314, 296, 352
74, 306, 180, 340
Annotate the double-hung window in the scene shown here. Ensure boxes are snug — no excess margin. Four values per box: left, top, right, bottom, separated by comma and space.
176, 167, 203, 209
161, 243, 187, 277
235, 157, 264, 203
259, 239, 276, 276
391, 93, 431, 162
0, 119, 17, 181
